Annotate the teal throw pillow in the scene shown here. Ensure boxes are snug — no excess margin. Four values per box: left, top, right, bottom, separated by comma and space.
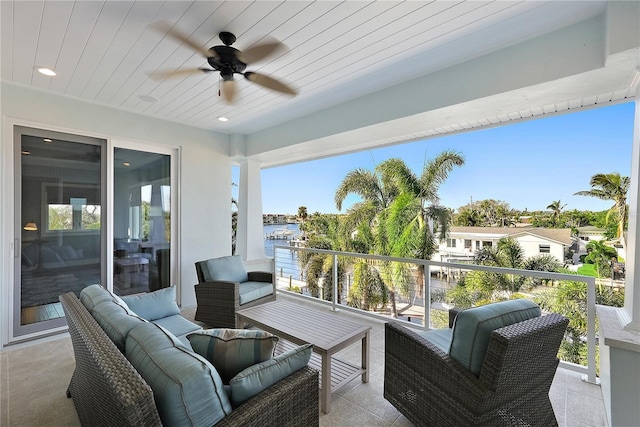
121, 287, 180, 321
187, 328, 279, 383
229, 343, 313, 407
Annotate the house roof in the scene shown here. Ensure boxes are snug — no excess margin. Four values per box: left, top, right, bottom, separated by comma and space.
1, 1, 638, 167
449, 227, 574, 246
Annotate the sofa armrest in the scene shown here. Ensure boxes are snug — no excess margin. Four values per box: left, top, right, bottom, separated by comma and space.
215, 366, 319, 427
247, 271, 273, 283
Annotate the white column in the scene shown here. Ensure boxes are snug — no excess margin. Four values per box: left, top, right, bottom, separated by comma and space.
623, 87, 640, 331
236, 158, 266, 261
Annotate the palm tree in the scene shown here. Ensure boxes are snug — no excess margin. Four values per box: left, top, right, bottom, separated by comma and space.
450, 237, 563, 306
574, 173, 629, 238
585, 239, 618, 278
376, 151, 464, 316
297, 206, 308, 223
546, 200, 567, 227
335, 152, 464, 317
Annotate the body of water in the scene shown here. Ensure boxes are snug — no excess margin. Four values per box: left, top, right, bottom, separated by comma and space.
263, 223, 301, 257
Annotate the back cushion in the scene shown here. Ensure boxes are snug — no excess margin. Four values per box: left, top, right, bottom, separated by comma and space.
90, 300, 147, 352
80, 284, 112, 311
449, 299, 541, 376
122, 287, 180, 321
202, 255, 249, 283
126, 323, 232, 427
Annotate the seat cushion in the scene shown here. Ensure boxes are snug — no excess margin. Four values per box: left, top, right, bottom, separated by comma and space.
229, 343, 313, 407
153, 314, 202, 347
187, 329, 279, 383
202, 255, 249, 283
449, 299, 541, 376
239, 281, 274, 305
122, 287, 180, 321
126, 322, 232, 427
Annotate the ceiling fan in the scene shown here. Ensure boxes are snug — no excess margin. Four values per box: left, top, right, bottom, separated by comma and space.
149, 22, 297, 103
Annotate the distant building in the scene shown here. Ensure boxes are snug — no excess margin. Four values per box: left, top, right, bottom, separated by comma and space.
436, 226, 573, 264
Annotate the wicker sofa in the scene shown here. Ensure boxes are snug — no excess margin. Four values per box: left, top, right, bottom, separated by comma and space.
60, 286, 319, 427
384, 299, 569, 427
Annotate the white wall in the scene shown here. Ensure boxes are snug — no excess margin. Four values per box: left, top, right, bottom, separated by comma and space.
514, 235, 565, 263
1, 83, 231, 345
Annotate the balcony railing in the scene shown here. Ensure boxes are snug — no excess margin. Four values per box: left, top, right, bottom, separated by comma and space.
273, 244, 599, 384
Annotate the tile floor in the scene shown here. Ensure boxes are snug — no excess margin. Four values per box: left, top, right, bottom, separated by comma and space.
1, 296, 608, 426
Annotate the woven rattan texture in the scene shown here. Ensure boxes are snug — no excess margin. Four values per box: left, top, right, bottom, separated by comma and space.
384, 312, 568, 427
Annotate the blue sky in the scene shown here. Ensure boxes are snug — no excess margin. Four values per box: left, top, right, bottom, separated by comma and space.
241, 102, 635, 215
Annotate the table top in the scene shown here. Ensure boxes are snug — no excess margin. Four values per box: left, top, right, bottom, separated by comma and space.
236, 300, 370, 353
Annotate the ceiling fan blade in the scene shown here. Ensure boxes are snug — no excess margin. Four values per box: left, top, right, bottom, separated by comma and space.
148, 68, 212, 81
244, 72, 297, 96
222, 80, 237, 103
150, 21, 216, 59
238, 40, 285, 64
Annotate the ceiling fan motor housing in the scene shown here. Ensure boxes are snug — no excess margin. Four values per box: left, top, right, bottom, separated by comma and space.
208, 45, 247, 78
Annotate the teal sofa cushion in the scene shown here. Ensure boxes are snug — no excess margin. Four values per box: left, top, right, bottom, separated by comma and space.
153, 314, 202, 347
126, 322, 232, 427
449, 299, 541, 376
122, 287, 180, 321
202, 255, 249, 283
239, 281, 274, 305
419, 328, 452, 354
229, 343, 313, 407
80, 284, 126, 312
188, 329, 279, 383
90, 300, 147, 352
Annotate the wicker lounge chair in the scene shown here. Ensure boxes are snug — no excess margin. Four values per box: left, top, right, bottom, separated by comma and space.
195, 255, 276, 328
384, 300, 569, 427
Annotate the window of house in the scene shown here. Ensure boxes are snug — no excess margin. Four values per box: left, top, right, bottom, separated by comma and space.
465, 239, 472, 249
539, 244, 551, 253
482, 241, 492, 248
44, 184, 101, 232
447, 238, 456, 248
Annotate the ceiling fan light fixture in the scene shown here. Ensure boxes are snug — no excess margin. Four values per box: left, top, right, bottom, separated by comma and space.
36, 67, 56, 76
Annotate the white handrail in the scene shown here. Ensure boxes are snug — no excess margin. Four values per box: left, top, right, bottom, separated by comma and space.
273, 245, 599, 384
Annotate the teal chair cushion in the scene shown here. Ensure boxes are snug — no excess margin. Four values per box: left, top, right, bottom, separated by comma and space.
449, 299, 541, 376
229, 343, 313, 407
126, 322, 232, 427
122, 287, 180, 321
239, 281, 274, 305
188, 329, 279, 383
202, 255, 249, 283
419, 328, 452, 354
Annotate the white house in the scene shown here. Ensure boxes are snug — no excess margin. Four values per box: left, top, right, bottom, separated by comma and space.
437, 226, 573, 264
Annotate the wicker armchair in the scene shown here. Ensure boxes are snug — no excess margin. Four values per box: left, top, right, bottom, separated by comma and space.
384, 302, 569, 427
195, 255, 276, 328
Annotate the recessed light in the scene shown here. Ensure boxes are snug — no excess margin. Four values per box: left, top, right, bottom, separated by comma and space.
217, 116, 229, 122
21, 150, 31, 155
43, 138, 52, 143
123, 162, 131, 167
138, 95, 159, 103
36, 67, 56, 76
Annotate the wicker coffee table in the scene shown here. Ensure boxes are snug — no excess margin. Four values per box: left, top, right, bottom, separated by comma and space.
236, 299, 371, 413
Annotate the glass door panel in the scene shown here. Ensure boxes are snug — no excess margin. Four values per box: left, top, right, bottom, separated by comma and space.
113, 148, 171, 296
15, 127, 105, 336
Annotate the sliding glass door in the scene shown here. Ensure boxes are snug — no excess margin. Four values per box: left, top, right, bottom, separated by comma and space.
113, 148, 171, 296
14, 127, 105, 337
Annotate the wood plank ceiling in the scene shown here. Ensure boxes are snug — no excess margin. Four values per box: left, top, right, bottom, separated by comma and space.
1, 1, 621, 135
